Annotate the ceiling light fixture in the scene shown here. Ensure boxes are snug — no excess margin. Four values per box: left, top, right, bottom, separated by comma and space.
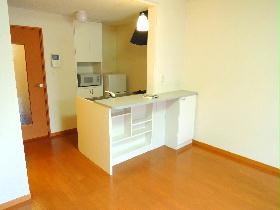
75, 10, 88, 22
136, 12, 149, 32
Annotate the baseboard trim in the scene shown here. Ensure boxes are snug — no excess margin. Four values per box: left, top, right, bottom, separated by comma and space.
0, 194, 31, 209
50, 128, 77, 138
176, 143, 192, 153
24, 135, 48, 143
192, 140, 279, 176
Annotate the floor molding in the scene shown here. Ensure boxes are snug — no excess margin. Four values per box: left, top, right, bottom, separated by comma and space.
0, 194, 31, 209
24, 135, 48, 143
192, 140, 279, 176
50, 128, 77, 138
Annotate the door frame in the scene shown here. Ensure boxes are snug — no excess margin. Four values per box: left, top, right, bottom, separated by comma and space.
11, 25, 51, 140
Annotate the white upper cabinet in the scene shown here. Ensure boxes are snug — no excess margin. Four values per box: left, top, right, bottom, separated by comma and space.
74, 21, 102, 62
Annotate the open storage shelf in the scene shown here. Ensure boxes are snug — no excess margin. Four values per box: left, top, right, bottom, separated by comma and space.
112, 133, 130, 142
112, 129, 152, 146
77, 62, 101, 75
112, 132, 152, 166
111, 113, 131, 142
110, 104, 153, 166
132, 118, 152, 126
111, 108, 131, 117
132, 121, 152, 136
111, 112, 131, 119
131, 104, 153, 125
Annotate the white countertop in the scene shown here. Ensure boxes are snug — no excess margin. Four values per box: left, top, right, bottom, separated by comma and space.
92, 90, 197, 109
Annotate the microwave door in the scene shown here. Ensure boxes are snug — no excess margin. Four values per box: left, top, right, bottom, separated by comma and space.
85, 77, 94, 86
80, 76, 92, 87
95, 75, 101, 86
78, 74, 101, 87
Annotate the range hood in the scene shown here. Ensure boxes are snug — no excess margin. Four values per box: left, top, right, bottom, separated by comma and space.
130, 10, 148, 46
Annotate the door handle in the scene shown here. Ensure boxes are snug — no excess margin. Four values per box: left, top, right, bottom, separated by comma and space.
36, 83, 45, 88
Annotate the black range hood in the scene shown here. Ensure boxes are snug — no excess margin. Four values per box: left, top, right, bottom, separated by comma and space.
130, 10, 148, 46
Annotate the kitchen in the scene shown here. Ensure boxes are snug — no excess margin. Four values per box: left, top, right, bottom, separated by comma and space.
75, 10, 148, 99
77, 90, 197, 174
73, 8, 197, 175
1, 0, 278, 208
8, 0, 197, 175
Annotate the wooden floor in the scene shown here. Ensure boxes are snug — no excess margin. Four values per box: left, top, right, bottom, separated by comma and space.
12, 133, 279, 210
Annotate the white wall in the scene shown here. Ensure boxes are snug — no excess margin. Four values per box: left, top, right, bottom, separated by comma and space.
102, 25, 117, 73
8, 0, 189, 131
8, 7, 77, 133
183, 0, 279, 168
146, 0, 188, 93
0, 0, 30, 204
103, 20, 147, 92
116, 20, 147, 92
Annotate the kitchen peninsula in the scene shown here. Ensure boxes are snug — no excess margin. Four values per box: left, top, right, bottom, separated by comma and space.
76, 90, 197, 175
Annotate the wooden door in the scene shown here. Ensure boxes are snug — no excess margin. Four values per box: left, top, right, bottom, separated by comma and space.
10, 25, 50, 141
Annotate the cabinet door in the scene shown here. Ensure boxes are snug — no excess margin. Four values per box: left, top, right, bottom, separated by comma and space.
91, 86, 103, 97
74, 22, 102, 62
177, 96, 196, 145
77, 86, 103, 98
165, 100, 180, 149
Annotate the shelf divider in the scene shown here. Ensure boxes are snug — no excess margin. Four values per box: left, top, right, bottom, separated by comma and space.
111, 112, 131, 119
132, 118, 152, 125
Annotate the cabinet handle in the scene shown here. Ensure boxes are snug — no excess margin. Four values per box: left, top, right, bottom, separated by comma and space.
181, 97, 186, 101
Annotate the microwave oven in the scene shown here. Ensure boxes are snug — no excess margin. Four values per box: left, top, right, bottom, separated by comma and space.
77, 73, 101, 87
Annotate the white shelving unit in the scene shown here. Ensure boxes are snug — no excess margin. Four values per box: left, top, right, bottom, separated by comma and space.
110, 104, 153, 166
112, 132, 152, 166
131, 104, 153, 124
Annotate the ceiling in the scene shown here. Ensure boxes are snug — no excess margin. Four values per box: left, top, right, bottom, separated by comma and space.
7, 0, 149, 23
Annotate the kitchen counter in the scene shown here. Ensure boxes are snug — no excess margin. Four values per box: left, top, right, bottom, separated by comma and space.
77, 89, 197, 175
88, 90, 197, 109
